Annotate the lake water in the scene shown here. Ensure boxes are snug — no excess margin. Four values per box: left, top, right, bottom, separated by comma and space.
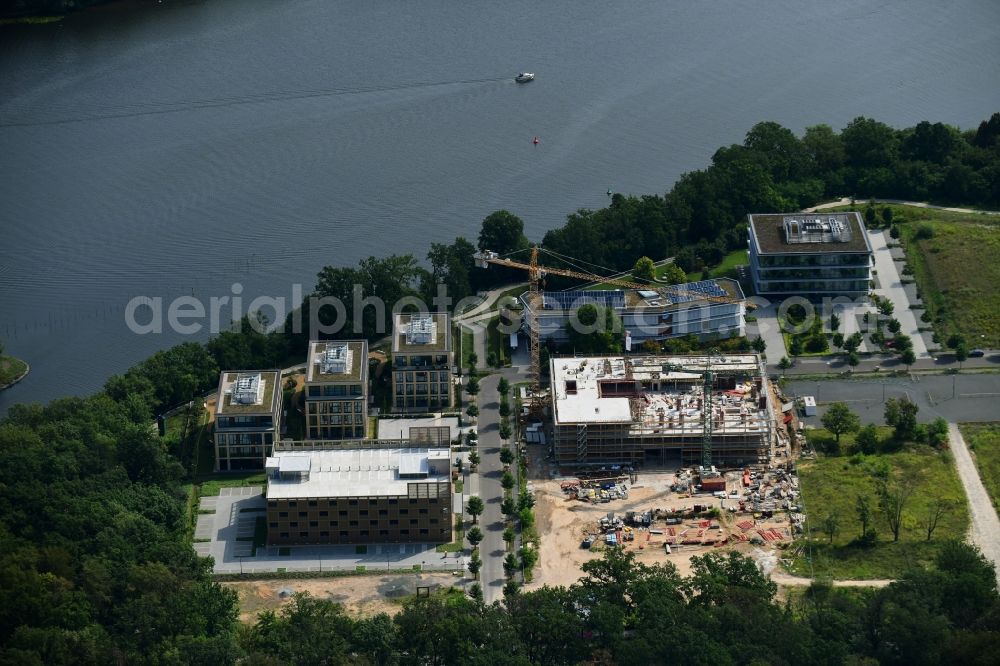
1, 0, 998, 411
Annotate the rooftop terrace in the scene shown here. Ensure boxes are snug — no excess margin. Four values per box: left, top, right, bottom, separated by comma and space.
392, 313, 451, 354
307, 340, 368, 383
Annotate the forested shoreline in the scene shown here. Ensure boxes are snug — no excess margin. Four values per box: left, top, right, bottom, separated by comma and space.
1, 113, 999, 664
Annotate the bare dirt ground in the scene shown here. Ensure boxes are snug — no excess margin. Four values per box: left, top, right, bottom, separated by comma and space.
526, 470, 796, 592
225, 572, 465, 623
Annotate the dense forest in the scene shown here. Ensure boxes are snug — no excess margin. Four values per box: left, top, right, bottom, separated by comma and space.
2, 113, 999, 663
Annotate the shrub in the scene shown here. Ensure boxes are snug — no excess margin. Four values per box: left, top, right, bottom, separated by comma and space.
914, 224, 935, 240
848, 529, 878, 549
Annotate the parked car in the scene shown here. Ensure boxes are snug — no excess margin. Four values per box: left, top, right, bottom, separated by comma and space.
969, 349, 986, 357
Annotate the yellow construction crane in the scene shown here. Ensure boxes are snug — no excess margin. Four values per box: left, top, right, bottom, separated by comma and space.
475, 247, 738, 413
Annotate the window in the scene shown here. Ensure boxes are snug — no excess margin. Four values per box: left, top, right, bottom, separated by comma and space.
320, 531, 329, 537
360, 510, 369, 516
308, 500, 318, 507
290, 522, 298, 528
319, 511, 328, 517
299, 531, 308, 537
419, 508, 428, 514
280, 532, 289, 538
410, 519, 418, 525
400, 509, 408, 515
339, 510, 348, 516
420, 529, 429, 535
269, 522, 278, 527
298, 511, 307, 517
349, 520, 358, 527
379, 509, 388, 515
279, 512, 288, 518
379, 530, 389, 536
289, 501, 297, 507
340, 531, 348, 537
390, 520, 399, 526
349, 500, 358, 506
361, 530, 369, 537
309, 521, 318, 527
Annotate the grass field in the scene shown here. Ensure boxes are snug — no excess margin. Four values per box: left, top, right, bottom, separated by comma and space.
962, 423, 1000, 511
893, 206, 1000, 347
790, 427, 968, 579
197, 472, 268, 498
707, 249, 748, 279
0, 355, 28, 386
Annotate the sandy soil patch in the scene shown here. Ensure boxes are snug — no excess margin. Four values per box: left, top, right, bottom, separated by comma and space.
225, 572, 465, 623
526, 470, 794, 591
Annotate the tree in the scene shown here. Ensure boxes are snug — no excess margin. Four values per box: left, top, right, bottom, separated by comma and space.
468, 551, 482, 577
855, 495, 872, 538
478, 210, 529, 254
882, 206, 894, 226
465, 430, 478, 447
660, 262, 687, 285
821, 402, 860, 444
751, 337, 766, 354
922, 497, 951, 541
789, 336, 804, 357
503, 553, 520, 578
847, 351, 860, 370
947, 333, 966, 350
498, 401, 510, 418
877, 477, 915, 542
465, 376, 480, 397
887, 318, 901, 334
503, 580, 522, 597
778, 357, 792, 373
894, 333, 913, 353
468, 352, 478, 368
466, 496, 484, 524
843, 332, 862, 354
926, 417, 949, 448
497, 377, 510, 396
565, 303, 624, 354
877, 299, 895, 319
633, 256, 656, 282
900, 348, 916, 370
955, 342, 969, 369
884, 396, 919, 440
499, 447, 514, 466
499, 421, 513, 442
468, 582, 483, 601
517, 490, 536, 511
465, 404, 479, 419
889, 224, 900, 239
855, 423, 880, 454
830, 312, 840, 331
502, 527, 515, 546
468, 450, 480, 467
518, 508, 535, 529
501, 471, 515, 492
467, 526, 483, 548
832, 332, 845, 349
501, 497, 516, 517
822, 513, 840, 544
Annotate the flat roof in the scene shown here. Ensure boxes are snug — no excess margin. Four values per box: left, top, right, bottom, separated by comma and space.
216, 370, 281, 415
267, 447, 451, 499
306, 340, 368, 383
393, 313, 452, 353
525, 279, 743, 313
748, 212, 872, 254
550, 354, 762, 426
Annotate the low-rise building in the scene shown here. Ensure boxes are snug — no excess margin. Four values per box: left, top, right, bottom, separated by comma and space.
391, 313, 454, 413
213, 370, 282, 472
304, 340, 368, 439
520, 278, 745, 346
265, 443, 453, 546
747, 212, 873, 298
549, 353, 773, 468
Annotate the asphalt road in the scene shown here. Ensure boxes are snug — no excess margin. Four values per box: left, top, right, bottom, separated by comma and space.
471, 368, 526, 604
787, 373, 1000, 426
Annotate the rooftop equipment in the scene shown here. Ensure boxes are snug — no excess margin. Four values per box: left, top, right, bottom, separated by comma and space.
319, 343, 351, 374
405, 316, 435, 344
232, 372, 263, 405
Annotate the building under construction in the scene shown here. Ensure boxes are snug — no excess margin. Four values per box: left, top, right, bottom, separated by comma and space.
549, 353, 773, 469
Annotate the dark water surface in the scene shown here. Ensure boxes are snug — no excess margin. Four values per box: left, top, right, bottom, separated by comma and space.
2, 0, 998, 409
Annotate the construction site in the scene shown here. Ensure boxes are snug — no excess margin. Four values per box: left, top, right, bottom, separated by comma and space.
549, 353, 774, 469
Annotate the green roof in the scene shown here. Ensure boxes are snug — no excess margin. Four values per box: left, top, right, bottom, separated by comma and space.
217, 371, 280, 415
307, 340, 368, 383
393, 313, 452, 354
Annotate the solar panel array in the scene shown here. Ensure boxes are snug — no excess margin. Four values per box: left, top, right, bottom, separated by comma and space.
544, 290, 625, 310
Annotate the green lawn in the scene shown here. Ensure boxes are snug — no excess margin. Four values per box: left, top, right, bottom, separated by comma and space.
962, 423, 1000, 511
0, 355, 28, 386
707, 249, 748, 279
436, 516, 466, 553
790, 427, 968, 579
197, 472, 268, 498
894, 205, 1000, 347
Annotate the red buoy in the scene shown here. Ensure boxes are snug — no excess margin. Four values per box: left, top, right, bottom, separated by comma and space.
532, 136, 540, 145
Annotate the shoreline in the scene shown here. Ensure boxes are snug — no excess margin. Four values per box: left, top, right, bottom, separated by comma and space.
0, 357, 30, 391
